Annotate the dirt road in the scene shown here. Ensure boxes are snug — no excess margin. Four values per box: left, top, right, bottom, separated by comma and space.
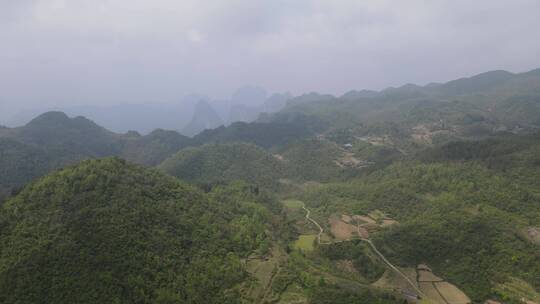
300, 201, 426, 298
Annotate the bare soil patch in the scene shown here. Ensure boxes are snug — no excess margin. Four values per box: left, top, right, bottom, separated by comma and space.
341, 214, 352, 223
357, 226, 370, 239
417, 264, 443, 282
329, 216, 358, 240
524, 227, 540, 245
420, 282, 447, 304
381, 219, 398, 227
434, 281, 471, 304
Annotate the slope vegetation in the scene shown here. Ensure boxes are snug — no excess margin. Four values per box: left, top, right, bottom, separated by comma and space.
0, 158, 276, 303
159, 143, 286, 188
0, 112, 193, 198
296, 134, 540, 302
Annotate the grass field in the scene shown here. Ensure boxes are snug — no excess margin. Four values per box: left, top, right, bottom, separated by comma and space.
282, 199, 304, 209
294, 234, 317, 251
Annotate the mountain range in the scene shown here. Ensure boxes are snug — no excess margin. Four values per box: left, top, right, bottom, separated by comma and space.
3, 86, 293, 137
1, 68, 540, 303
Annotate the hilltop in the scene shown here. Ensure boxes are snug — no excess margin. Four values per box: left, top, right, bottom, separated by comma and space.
0, 158, 277, 303
159, 143, 285, 188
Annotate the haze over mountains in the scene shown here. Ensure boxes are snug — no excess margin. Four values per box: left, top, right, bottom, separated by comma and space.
5, 68, 539, 137
3, 86, 292, 136
3, 1, 540, 303
1, 67, 539, 201
1, 67, 540, 303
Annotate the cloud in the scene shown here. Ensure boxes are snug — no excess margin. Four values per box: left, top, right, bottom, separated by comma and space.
1, 0, 540, 113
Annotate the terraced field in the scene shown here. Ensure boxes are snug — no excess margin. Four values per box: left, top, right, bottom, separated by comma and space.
276, 199, 474, 304
374, 264, 470, 304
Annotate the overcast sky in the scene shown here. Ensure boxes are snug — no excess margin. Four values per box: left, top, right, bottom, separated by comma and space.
1, 0, 540, 118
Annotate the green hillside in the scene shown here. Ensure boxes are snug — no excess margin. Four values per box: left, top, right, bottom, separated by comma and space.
0, 113, 195, 198
0, 158, 276, 303
264, 68, 540, 154
279, 139, 346, 182
1, 68, 540, 303
159, 140, 363, 188
0, 138, 52, 201
13, 111, 122, 160
159, 143, 286, 188
294, 134, 540, 303
120, 129, 192, 166
193, 121, 315, 149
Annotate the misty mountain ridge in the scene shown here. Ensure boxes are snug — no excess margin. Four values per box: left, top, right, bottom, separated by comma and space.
182, 87, 293, 136
227, 92, 292, 123
1, 67, 540, 304
3, 85, 293, 137
181, 100, 224, 137
4, 69, 537, 136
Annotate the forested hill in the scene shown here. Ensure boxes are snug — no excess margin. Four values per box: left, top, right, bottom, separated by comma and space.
0, 111, 317, 201
0, 111, 193, 165
0, 158, 278, 303
1, 68, 540, 303
0, 112, 192, 200
158, 139, 361, 188
159, 143, 286, 188
2, 68, 540, 202
263, 68, 540, 151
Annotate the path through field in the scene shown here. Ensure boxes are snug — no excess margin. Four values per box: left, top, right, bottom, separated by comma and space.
300, 201, 426, 299
301, 202, 330, 245
361, 239, 426, 298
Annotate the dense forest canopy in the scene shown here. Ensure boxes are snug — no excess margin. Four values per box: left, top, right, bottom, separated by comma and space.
0, 158, 278, 303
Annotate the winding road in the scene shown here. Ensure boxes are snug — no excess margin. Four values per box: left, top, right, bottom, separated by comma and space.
301, 203, 329, 245
300, 201, 426, 299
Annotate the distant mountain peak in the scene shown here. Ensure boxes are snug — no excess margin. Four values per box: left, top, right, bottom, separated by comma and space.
181, 100, 224, 137
25, 111, 106, 133
27, 111, 70, 126
440, 69, 515, 95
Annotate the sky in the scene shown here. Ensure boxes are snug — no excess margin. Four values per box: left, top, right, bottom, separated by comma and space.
1, 0, 540, 119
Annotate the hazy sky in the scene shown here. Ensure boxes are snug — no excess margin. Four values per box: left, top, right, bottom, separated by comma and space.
1, 0, 540, 117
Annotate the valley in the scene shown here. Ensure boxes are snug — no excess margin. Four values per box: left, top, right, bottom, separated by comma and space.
275, 198, 469, 304
1, 68, 539, 303
3, 2, 540, 303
